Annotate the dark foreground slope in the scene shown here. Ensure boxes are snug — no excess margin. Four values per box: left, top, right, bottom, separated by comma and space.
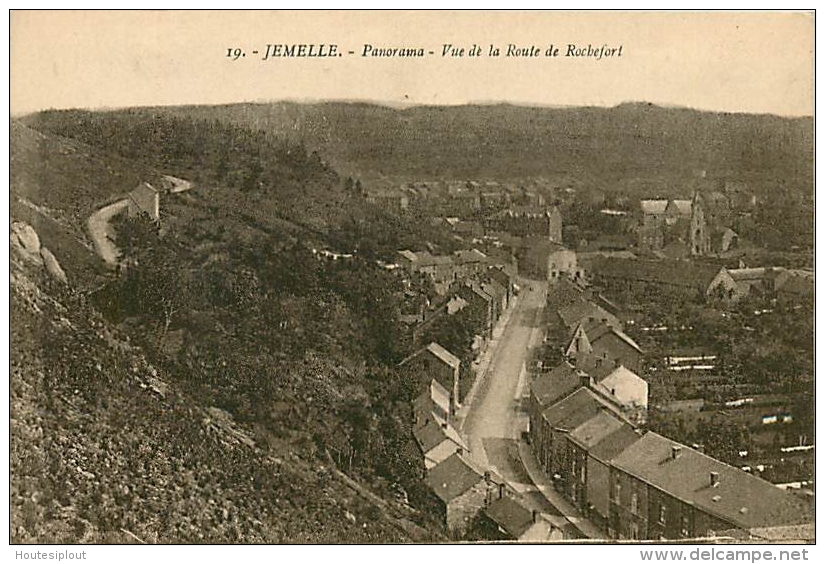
10, 252, 427, 543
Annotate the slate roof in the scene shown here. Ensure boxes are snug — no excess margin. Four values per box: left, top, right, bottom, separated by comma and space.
641, 200, 668, 215
413, 414, 466, 453
453, 249, 487, 264
567, 411, 626, 450
572, 321, 643, 355
728, 267, 767, 281
413, 379, 451, 420
587, 424, 643, 462
531, 361, 581, 407
398, 250, 419, 262
546, 279, 585, 311
425, 342, 461, 370
611, 432, 813, 530
541, 387, 625, 432
484, 496, 535, 538
425, 453, 484, 503
399, 342, 461, 371
592, 257, 725, 291
671, 199, 693, 216
558, 301, 616, 331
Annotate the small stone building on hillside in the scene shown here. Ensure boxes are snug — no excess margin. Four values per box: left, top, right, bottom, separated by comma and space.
127, 182, 160, 222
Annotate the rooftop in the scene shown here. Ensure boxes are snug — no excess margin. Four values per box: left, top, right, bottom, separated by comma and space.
611, 432, 813, 530
592, 257, 726, 290
641, 200, 668, 215
426, 342, 461, 370
413, 414, 466, 453
558, 300, 617, 331
531, 361, 581, 408
484, 496, 535, 538
425, 453, 484, 503
541, 387, 625, 432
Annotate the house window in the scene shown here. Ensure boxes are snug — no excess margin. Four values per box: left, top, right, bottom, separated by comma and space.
613, 481, 621, 502
681, 514, 690, 537
659, 504, 666, 525
630, 493, 638, 514
631, 522, 640, 540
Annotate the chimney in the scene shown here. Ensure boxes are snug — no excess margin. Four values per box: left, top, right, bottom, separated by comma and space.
441, 422, 448, 430
671, 446, 682, 460
532, 510, 538, 524
595, 358, 602, 368
456, 446, 463, 456
484, 471, 491, 484
498, 483, 506, 499
577, 370, 592, 388
710, 472, 720, 487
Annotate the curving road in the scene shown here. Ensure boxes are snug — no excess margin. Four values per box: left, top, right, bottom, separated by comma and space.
87, 198, 129, 266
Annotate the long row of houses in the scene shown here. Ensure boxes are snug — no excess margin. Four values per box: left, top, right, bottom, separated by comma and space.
528, 372, 813, 540
401, 342, 572, 541
526, 281, 814, 541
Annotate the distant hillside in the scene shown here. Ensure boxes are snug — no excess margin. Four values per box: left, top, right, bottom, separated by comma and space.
25, 102, 813, 194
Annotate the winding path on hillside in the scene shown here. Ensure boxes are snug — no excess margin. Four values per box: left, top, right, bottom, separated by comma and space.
87, 198, 129, 266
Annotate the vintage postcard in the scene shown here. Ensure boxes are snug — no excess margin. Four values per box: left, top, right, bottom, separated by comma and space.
8, 9, 814, 551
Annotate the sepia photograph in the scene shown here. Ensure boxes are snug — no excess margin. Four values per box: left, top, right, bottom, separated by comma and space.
7, 8, 816, 551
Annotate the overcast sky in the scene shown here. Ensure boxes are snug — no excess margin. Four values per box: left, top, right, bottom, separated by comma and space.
10, 10, 814, 117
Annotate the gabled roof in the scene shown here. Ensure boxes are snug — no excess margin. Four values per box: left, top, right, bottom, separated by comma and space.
531, 361, 580, 407
546, 279, 585, 311
425, 453, 484, 503
487, 267, 512, 288
482, 280, 506, 300
573, 353, 620, 383
728, 267, 767, 281
453, 249, 487, 264
413, 414, 466, 453
641, 200, 668, 215
413, 379, 451, 418
426, 342, 461, 370
484, 496, 534, 538
568, 410, 626, 450
588, 424, 643, 463
611, 432, 813, 530
558, 300, 616, 331
399, 342, 461, 371
572, 321, 643, 356
670, 199, 693, 216
592, 257, 726, 291
541, 387, 625, 432
133, 181, 159, 194
398, 249, 419, 262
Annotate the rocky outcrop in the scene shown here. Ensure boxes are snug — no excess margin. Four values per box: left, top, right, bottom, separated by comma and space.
10, 221, 68, 285
10, 221, 42, 264
40, 247, 68, 285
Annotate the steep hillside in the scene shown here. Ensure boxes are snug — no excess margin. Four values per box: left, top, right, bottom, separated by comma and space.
25, 102, 813, 195
10, 245, 428, 543
9, 115, 445, 544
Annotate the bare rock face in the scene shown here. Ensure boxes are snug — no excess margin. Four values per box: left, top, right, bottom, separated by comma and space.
40, 246, 69, 285
10, 221, 43, 264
